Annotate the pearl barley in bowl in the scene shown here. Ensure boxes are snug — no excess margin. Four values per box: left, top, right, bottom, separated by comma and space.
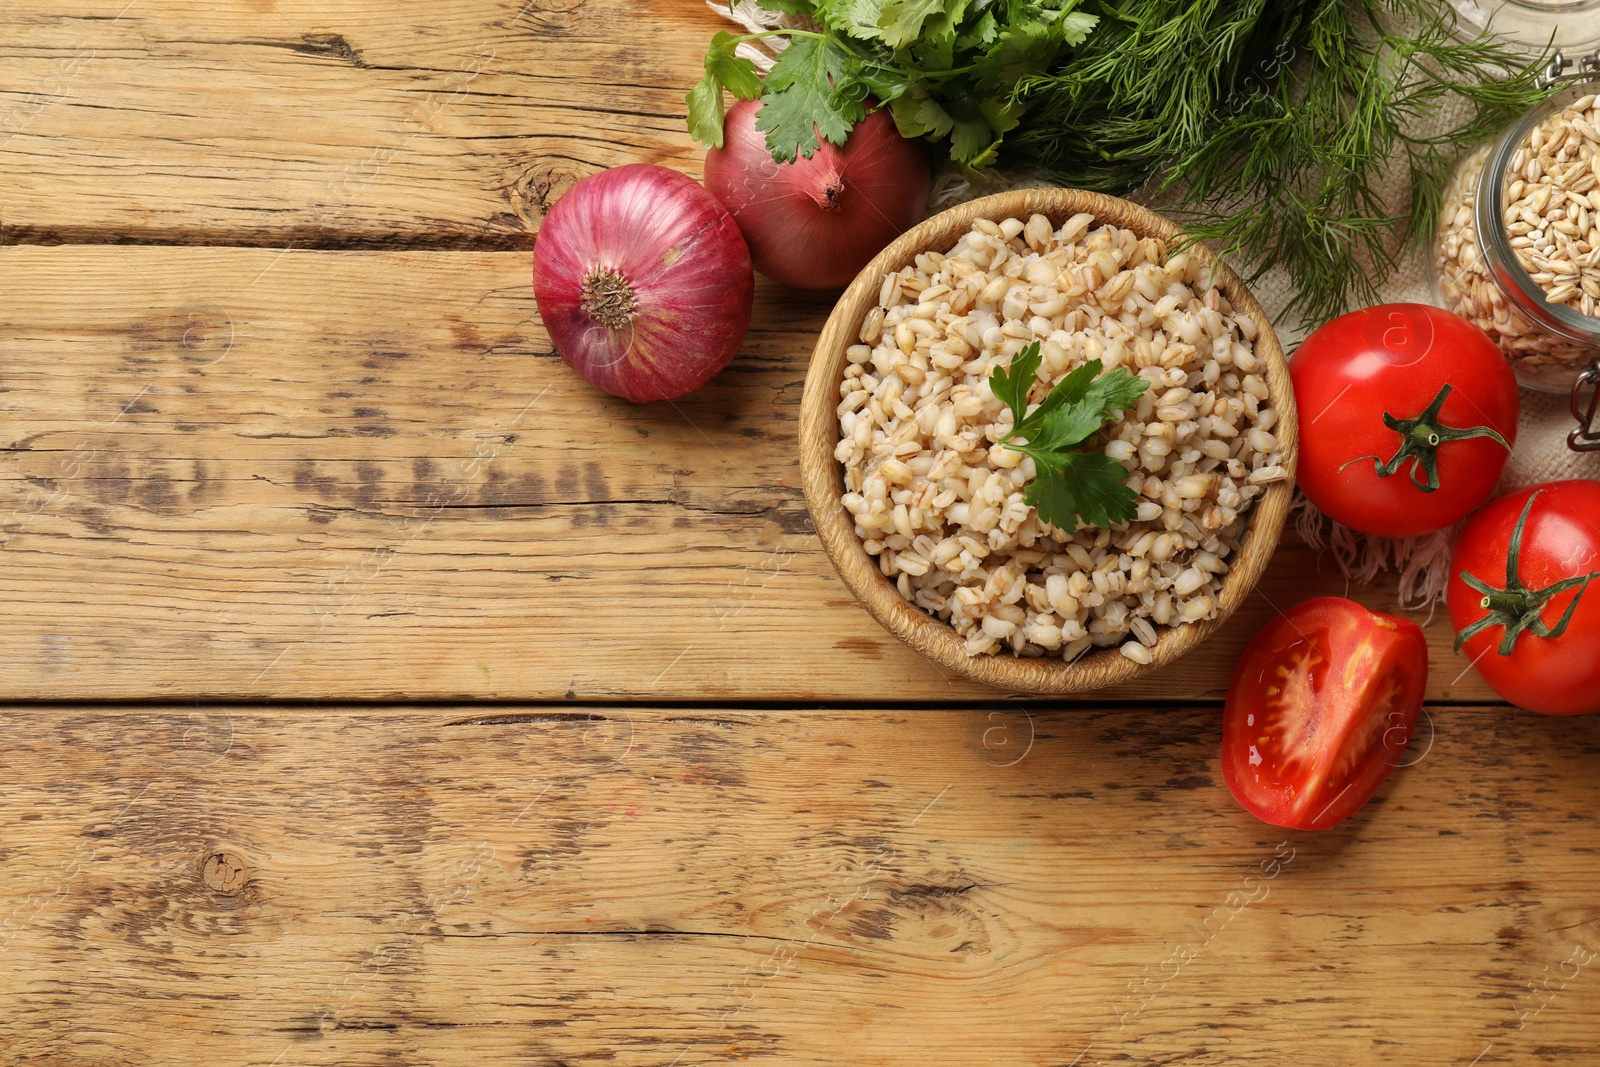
799, 189, 1298, 694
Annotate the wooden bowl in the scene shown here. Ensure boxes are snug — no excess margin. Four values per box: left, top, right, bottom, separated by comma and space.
798, 188, 1299, 694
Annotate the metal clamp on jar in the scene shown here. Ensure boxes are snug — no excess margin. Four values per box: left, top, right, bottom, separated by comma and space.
1433, 49, 1600, 450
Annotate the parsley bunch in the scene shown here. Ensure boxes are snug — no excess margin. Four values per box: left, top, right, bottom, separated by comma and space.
688, 0, 1099, 171
989, 342, 1147, 532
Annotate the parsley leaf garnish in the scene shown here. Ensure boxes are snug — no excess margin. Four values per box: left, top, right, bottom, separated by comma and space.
819, 0, 889, 40
1026, 451, 1141, 532
878, 0, 966, 49
989, 342, 1148, 533
755, 35, 866, 162
990, 337, 1044, 427
686, 32, 761, 149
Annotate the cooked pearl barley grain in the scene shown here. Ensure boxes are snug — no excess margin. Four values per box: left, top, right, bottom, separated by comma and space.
835, 214, 1285, 659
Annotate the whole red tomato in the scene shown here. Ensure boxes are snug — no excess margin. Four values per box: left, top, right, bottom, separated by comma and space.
1449, 481, 1600, 715
1291, 304, 1518, 538
1222, 597, 1428, 830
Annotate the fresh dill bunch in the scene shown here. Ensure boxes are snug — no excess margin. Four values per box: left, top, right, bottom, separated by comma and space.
1008, 0, 1553, 328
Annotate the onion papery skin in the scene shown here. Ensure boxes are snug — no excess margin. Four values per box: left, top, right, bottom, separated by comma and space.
705, 100, 931, 290
533, 164, 754, 403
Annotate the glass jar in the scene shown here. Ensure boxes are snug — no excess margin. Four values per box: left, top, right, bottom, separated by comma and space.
1448, 0, 1600, 55
1432, 52, 1600, 446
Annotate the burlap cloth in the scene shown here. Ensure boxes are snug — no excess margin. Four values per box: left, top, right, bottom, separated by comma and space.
711, 1, 1600, 605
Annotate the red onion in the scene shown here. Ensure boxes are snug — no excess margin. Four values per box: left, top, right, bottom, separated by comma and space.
533, 164, 754, 403
704, 100, 931, 290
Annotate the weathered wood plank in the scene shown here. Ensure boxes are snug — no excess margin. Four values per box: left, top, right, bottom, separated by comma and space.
1, 706, 1596, 1065
0, 245, 1499, 701
0, 0, 721, 246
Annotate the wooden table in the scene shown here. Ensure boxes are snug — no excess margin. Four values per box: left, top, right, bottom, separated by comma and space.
1, 3, 1595, 1063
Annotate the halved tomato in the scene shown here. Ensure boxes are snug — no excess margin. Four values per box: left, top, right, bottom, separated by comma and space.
1221, 597, 1429, 830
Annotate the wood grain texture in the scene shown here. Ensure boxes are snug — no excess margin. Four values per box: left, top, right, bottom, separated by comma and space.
801, 188, 1297, 694
1, 705, 1597, 1066
0, 0, 722, 247
0, 245, 1496, 702
3, 5, 1583, 1065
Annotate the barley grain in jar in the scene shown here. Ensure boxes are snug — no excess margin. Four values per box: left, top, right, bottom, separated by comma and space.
1432, 57, 1600, 395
